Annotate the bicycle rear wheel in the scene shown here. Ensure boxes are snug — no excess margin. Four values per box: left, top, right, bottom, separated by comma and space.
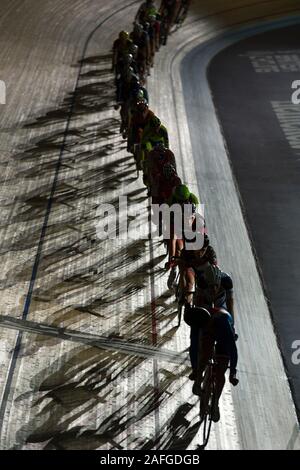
201, 395, 213, 447
177, 302, 183, 326
175, 275, 184, 326
199, 365, 214, 448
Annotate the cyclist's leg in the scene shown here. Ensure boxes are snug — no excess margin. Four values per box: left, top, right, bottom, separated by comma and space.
183, 266, 194, 305
214, 354, 229, 402
193, 326, 214, 395
212, 354, 229, 422
120, 102, 128, 137
166, 239, 182, 288
154, 20, 161, 51
166, 230, 178, 267
198, 328, 214, 376
189, 324, 199, 374
214, 312, 239, 385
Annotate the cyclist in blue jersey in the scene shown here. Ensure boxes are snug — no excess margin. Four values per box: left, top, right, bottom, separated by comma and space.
184, 264, 239, 422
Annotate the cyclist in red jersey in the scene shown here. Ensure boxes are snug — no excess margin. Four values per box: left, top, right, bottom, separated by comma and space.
127, 100, 155, 173
150, 159, 181, 238
151, 161, 181, 204
148, 145, 176, 188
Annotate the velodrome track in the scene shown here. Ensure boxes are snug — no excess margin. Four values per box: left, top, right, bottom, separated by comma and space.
0, 0, 299, 450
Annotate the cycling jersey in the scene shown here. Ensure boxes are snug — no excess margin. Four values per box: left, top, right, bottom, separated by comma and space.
207, 307, 237, 372
181, 245, 218, 271
196, 271, 233, 310
112, 38, 133, 68
141, 124, 169, 152
148, 147, 176, 177
168, 192, 199, 206
151, 171, 181, 204
130, 30, 149, 55
129, 109, 155, 146
188, 305, 238, 374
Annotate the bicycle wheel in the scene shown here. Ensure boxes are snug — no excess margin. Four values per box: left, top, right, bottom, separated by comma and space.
175, 273, 183, 326
199, 365, 214, 448
202, 389, 214, 447
177, 301, 183, 326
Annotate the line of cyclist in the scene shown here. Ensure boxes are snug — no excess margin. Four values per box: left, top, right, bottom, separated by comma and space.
112, 0, 238, 424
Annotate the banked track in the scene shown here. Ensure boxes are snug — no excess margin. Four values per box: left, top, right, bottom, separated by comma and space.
0, 0, 299, 450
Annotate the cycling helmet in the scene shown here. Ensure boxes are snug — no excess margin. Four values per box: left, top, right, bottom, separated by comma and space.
174, 184, 190, 202
204, 264, 222, 288
125, 66, 134, 80
143, 22, 150, 32
148, 14, 157, 23
136, 89, 145, 100
130, 75, 140, 86
124, 53, 133, 64
136, 99, 148, 112
129, 43, 138, 57
152, 141, 165, 150
119, 31, 129, 41
133, 22, 144, 34
203, 233, 210, 248
162, 163, 176, 179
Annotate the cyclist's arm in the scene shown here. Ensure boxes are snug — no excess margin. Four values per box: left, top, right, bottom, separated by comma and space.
226, 292, 235, 324
135, 4, 144, 22
161, 126, 169, 148
207, 245, 218, 265
221, 272, 235, 322
142, 87, 149, 103
190, 193, 199, 206
112, 41, 118, 71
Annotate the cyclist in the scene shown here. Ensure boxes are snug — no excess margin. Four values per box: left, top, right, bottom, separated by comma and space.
130, 23, 151, 83
123, 76, 149, 139
112, 31, 133, 75
137, 0, 161, 53
148, 13, 161, 52
168, 183, 198, 207
150, 161, 182, 237
148, 144, 176, 186
141, 116, 169, 185
159, 0, 181, 43
185, 264, 239, 422
117, 68, 139, 133
174, 0, 191, 26
127, 100, 155, 171
129, 75, 149, 105
178, 233, 217, 303
166, 184, 199, 265
150, 160, 181, 203
135, 0, 158, 24
117, 55, 139, 127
